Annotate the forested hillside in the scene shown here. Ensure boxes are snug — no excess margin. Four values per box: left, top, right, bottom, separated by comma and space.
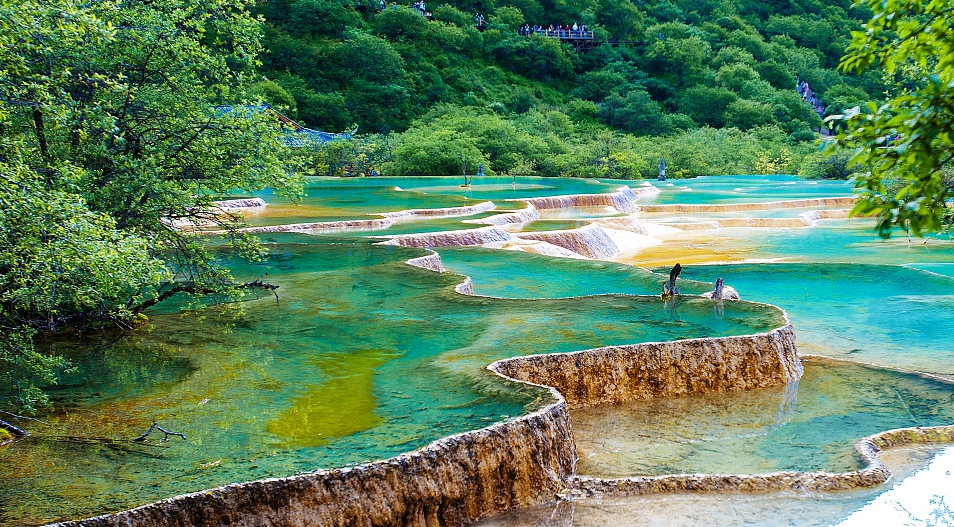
253, 0, 883, 177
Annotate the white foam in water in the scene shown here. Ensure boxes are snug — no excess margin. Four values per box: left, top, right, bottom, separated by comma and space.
837, 446, 954, 526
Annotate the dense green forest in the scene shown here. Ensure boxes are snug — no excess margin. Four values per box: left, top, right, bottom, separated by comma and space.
3, 0, 951, 413
252, 0, 884, 178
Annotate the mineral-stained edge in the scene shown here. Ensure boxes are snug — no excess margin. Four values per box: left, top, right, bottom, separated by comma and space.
56, 264, 942, 526
489, 321, 803, 410
564, 424, 954, 498
50, 388, 577, 527
405, 252, 446, 273
490, 327, 954, 498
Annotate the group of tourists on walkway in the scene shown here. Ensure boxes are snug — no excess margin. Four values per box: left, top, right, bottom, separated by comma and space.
796, 79, 824, 118
518, 23, 590, 38
411, 0, 430, 16
377, 0, 429, 17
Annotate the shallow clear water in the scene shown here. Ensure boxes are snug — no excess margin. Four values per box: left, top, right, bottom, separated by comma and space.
573, 358, 954, 477
640, 175, 853, 205
4, 175, 953, 526
660, 263, 954, 373
716, 221, 954, 265
0, 236, 781, 526
242, 176, 623, 226
438, 247, 713, 299
473, 445, 951, 527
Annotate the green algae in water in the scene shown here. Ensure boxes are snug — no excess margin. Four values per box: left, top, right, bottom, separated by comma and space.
266, 348, 396, 447
0, 236, 782, 526
572, 358, 954, 478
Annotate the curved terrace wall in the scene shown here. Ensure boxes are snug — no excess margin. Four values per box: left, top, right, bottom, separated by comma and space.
42, 246, 954, 527
564, 424, 954, 498
489, 322, 801, 408
635, 197, 855, 213
53, 391, 576, 527
516, 186, 657, 214
47, 251, 804, 527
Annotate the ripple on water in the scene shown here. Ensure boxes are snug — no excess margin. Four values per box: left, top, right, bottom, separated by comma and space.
571, 358, 954, 478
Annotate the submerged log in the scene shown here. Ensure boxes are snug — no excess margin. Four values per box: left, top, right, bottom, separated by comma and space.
702, 277, 741, 300
0, 418, 26, 439
662, 263, 682, 297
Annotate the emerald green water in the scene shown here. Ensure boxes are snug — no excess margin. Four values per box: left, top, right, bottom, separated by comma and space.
243, 176, 621, 226
641, 175, 853, 205
4, 175, 954, 526
666, 263, 954, 373
0, 235, 781, 526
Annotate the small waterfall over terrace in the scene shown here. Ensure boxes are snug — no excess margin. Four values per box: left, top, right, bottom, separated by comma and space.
636, 197, 855, 213
233, 219, 394, 234
380, 201, 496, 219
799, 209, 851, 225
212, 197, 268, 209
502, 239, 589, 259
381, 226, 512, 248
591, 217, 650, 234
517, 186, 657, 214
514, 224, 620, 259
466, 203, 540, 226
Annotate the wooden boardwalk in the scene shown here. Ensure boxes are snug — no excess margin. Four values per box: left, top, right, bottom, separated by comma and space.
531, 31, 644, 51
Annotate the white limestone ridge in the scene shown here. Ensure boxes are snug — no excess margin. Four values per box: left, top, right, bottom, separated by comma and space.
516, 186, 658, 214
405, 253, 445, 273
212, 197, 267, 209
380, 226, 513, 248
500, 239, 589, 259
514, 224, 620, 260
380, 201, 496, 219
465, 203, 540, 226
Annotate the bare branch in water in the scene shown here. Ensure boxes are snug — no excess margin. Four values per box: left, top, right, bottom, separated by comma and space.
134, 421, 187, 442
0, 410, 52, 427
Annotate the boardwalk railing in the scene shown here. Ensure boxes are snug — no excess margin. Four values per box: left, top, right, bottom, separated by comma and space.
532, 30, 595, 40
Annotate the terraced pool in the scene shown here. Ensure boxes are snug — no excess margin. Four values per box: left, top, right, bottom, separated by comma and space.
2, 175, 952, 527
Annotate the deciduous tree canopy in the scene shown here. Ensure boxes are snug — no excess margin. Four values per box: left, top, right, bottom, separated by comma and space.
837, 0, 954, 237
0, 0, 301, 411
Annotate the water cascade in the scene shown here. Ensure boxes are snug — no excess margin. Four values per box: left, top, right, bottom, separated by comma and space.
381, 226, 513, 248
380, 201, 497, 219
231, 218, 395, 234
500, 239, 589, 259
590, 217, 650, 235
212, 197, 268, 209
50, 395, 578, 527
11, 176, 954, 527
467, 204, 541, 226
518, 186, 657, 214
489, 321, 801, 408
514, 225, 620, 259
799, 209, 851, 225
636, 197, 855, 214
